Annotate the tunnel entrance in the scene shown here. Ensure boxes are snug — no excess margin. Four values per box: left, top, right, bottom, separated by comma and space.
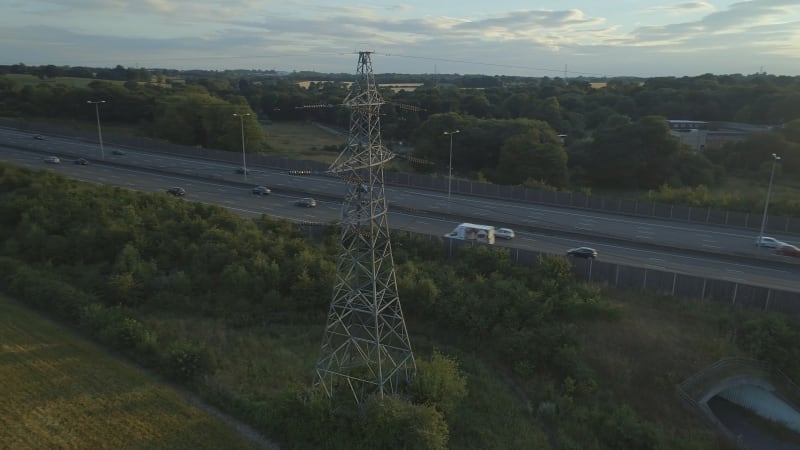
677, 358, 800, 449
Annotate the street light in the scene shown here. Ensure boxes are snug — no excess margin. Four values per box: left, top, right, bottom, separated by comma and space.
233, 113, 251, 180
87, 100, 106, 160
443, 130, 460, 203
758, 153, 781, 240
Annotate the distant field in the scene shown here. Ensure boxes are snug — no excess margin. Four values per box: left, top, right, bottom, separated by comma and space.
263, 121, 347, 163
4, 73, 124, 89
262, 121, 416, 171
0, 296, 259, 450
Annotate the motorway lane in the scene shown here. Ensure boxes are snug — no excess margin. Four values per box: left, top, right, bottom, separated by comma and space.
2, 147, 798, 292
6, 126, 799, 266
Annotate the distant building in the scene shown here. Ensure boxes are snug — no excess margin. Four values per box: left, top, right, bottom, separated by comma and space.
667, 120, 773, 151
667, 120, 708, 151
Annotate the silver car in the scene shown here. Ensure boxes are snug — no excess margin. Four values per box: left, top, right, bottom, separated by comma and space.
755, 236, 785, 248
495, 228, 516, 240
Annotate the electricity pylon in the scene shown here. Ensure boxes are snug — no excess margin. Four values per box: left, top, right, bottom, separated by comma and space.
313, 51, 416, 403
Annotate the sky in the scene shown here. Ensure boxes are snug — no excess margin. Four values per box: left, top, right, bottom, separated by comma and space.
1, 0, 799, 78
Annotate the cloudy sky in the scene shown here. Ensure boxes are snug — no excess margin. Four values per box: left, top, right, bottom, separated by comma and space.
2, 0, 799, 77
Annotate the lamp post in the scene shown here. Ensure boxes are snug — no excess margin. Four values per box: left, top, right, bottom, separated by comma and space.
443, 130, 460, 204
759, 153, 781, 240
233, 113, 251, 180
87, 100, 106, 160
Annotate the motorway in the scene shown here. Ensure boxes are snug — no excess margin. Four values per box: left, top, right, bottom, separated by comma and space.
1, 127, 799, 293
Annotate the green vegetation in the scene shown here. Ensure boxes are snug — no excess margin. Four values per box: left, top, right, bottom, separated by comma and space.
263, 121, 346, 162
3, 160, 800, 448
0, 294, 259, 450
2, 65, 800, 214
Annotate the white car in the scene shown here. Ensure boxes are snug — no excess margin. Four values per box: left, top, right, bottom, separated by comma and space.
755, 236, 785, 248
44, 156, 61, 164
495, 228, 516, 240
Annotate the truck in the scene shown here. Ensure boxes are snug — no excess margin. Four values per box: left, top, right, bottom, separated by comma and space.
444, 223, 495, 245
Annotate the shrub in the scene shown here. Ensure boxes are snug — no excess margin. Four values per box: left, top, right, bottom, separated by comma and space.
162, 339, 210, 382
410, 351, 468, 417
363, 395, 449, 450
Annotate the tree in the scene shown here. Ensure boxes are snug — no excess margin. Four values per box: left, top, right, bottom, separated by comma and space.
496, 132, 568, 187
581, 116, 684, 189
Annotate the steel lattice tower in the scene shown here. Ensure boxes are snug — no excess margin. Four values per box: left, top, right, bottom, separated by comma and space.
313, 52, 416, 403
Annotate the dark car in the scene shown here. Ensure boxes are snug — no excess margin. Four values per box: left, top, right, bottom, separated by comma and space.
566, 247, 598, 259
252, 186, 271, 195
775, 244, 800, 258
166, 187, 186, 197
236, 167, 249, 174
295, 197, 317, 208
74, 158, 89, 165
112, 149, 126, 156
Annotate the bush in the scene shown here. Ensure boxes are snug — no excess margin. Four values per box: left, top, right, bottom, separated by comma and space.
162, 339, 210, 382
410, 351, 468, 417
362, 395, 449, 450
8, 264, 92, 323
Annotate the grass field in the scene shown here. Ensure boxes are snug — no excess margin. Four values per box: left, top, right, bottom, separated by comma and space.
0, 296, 260, 450
262, 121, 419, 172
262, 121, 347, 163
5, 73, 125, 89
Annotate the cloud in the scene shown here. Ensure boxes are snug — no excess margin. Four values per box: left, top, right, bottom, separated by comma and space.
622, 0, 800, 50
646, 2, 715, 14
1, 1, 799, 76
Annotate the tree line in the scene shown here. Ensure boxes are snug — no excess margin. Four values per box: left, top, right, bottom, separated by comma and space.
2, 65, 800, 213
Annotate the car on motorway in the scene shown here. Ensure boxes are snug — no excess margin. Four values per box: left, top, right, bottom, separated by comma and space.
44, 156, 60, 164
166, 187, 186, 197
74, 158, 89, 165
755, 236, 785, 248
112, 149, 126, 156
252, 186, 271, 195
34, 135, 45, 140
566, 247, 598, 259
495, 228, 516, 240
775, 244, 800, 258
295, 197, 317, 208
236, 167, 249, 174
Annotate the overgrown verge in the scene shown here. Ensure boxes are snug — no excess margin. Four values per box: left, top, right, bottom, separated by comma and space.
3, 161, 800, 449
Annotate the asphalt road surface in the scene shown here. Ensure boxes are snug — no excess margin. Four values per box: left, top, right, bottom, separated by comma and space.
2, 140, 798, 293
